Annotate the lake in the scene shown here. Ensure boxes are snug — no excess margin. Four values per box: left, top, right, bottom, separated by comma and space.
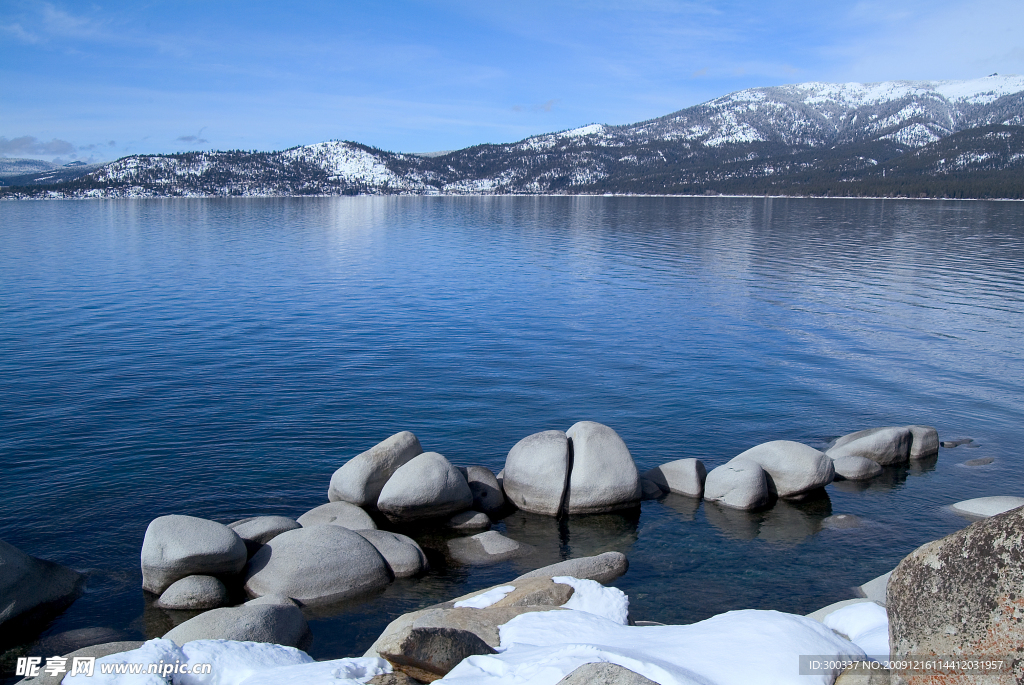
2, 196, 1023, 662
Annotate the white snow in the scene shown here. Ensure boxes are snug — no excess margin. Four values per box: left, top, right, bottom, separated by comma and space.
236, 657, 390, 685
176, 641, 313, 685
822, 602, 890, 661
442, 608, 864, 684
553, 576, 629, 624
455, 586, 516, 609
561, 124, 606, 138
63, 639, 185, 685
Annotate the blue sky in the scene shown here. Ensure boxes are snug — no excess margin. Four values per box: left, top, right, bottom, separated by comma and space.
2, 0, 1023, 161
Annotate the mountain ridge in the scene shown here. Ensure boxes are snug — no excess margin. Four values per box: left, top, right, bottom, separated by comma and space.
4, 75, 1023, 199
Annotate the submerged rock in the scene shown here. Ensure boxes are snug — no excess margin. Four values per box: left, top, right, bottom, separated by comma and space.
447, 531, 534, 566
377, 452, 474, 522
140, 515, 247, 595
446, 510, 491, 531
0, 540, 83, 642
950, 495, 1024, 519
329, 431, 424, 507
565, 421, 642, 514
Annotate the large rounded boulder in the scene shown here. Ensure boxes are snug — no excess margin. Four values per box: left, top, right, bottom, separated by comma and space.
703, 459, 771, 510
503, 430, 570, 516
377, 452, 473, 522
888, 505, 1024, 684
141, 515, 247, 594
244, 525, 392, 606
826, 426, 912, 466
564, 421, 642, 514
162, 601, 308, 647
732, 440, 834, 499
907, 425, 939, 460
329, 431, 423, 507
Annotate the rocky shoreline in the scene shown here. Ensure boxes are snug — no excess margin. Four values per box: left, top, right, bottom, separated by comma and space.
5, 421, 1023, 684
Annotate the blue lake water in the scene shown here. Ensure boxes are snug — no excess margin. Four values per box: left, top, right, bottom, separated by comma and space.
2, 196, 1023, 661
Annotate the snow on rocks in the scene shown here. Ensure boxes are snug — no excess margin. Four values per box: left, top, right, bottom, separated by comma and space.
176, 640, 314, 685
454, 586, 516, 609
642, 459, 706, 499
564, 422, 642, 514
141, 516, 248, 595
442, 607, 865, 685
949, 495, 1024, 519
377, 452, 474, 522
823, 602, 890, 661
557, 662, 659, 684
503, 430, 571, 516
237, 656, 391, 685
296, 502, 378, 531
328, 431, 424, 508
243, 525, 392, 606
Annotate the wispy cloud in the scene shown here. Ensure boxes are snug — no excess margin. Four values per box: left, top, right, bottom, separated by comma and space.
0, 136, 76, 156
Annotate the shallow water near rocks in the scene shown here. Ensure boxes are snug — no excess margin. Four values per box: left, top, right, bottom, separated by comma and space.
2, 196, 1023, 667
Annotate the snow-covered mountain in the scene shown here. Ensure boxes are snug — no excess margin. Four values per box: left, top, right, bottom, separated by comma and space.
5, 75, 1024, 198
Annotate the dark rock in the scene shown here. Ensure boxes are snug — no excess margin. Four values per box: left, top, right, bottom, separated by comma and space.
0, 540, 83, 644
377, 626, 496, 681
367, 674, 427, 685
28, 627, 131, 658
888, 505, 1024, 684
